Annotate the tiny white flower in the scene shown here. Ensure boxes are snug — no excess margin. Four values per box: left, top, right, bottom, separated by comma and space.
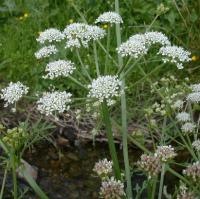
36, 28, 65, 44
93, 158, 113, 176
35, 45, 58, 59
158, 46, 191, 69
37, 91, 72, 116
95, 11, 123, 24
88, 75, 122, 105
43, 60, 75, 79
0, 82, 29, 107
181, 122, 196, 133
176, 112, 191, 122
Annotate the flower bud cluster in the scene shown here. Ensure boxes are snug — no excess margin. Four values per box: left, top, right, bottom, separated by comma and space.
137, 154, 162, 178
154, 145, 176, 162
100, 177, 125, 199
183, 161, 200, 182
177, 183, 197, 199
93, 158, 113, 177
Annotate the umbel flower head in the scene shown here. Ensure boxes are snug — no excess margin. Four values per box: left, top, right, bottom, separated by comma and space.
192, 140, 200, 152
144, 31, 170, 46
63, 23, 106, 48
100, 177, 125, 199
95, 11, 123, 24
36, 28, 65, 44
117, 31, 170, 58
183, 161, 200, 182
190, 83, 200, 92
181, 122, 196, 133
172, 99, 184, 109
37, 91, 72, 116
93, 158, 113, 177
35, 45, 58, 59
158, 46, 191, 69
0, 82, 29, 107
137, 154, 162, 179
88, 75, 122, 105
154, 145, 176, 162
43, 60, 75, 79
117, 34, 147, 58
187, 92, 200, 103
176, 112, 191, 122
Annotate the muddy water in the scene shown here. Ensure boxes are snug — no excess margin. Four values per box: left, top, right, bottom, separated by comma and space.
23, 142, 141, 199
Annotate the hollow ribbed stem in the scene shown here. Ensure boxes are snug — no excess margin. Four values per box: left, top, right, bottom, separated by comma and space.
101, 101, 121, 179
115, 0, 132, 198
158, 163, 166, 199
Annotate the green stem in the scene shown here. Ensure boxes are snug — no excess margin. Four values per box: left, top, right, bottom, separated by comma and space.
158, 163, 166, 199
76, 49, 92, 81
104, 26, 111, 74
11, 154, 18, 199
0, 162, 8, 199
68, 76, 88, 90
115, 0, 132, 198
151, 176, 157, 199
93, 42, 100, 76
101, 102, 121, 180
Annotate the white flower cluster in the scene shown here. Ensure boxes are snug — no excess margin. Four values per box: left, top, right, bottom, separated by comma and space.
190, 84, 200, 92
93, 158, 113, 177
155, 145, 176, 162
144, 31, 170, 46
176, 112, 191, 122
35, 45, 58, 59
117, 31, 170, 58
37, 91, 72, 116
95, 11, 123, 24
117, 34, 147, 58
187, 83, 200, 103
187, 92, 200, 103
0, 82, 29, 107
43, 60, 75, 79
88, 75, 122, 105
181, 122, 196, 133
100, 177, 125, 199
63, 23, 106, 48
36, 28, 65, 44
158, 46, 191, 69
192, 140, 200, 152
